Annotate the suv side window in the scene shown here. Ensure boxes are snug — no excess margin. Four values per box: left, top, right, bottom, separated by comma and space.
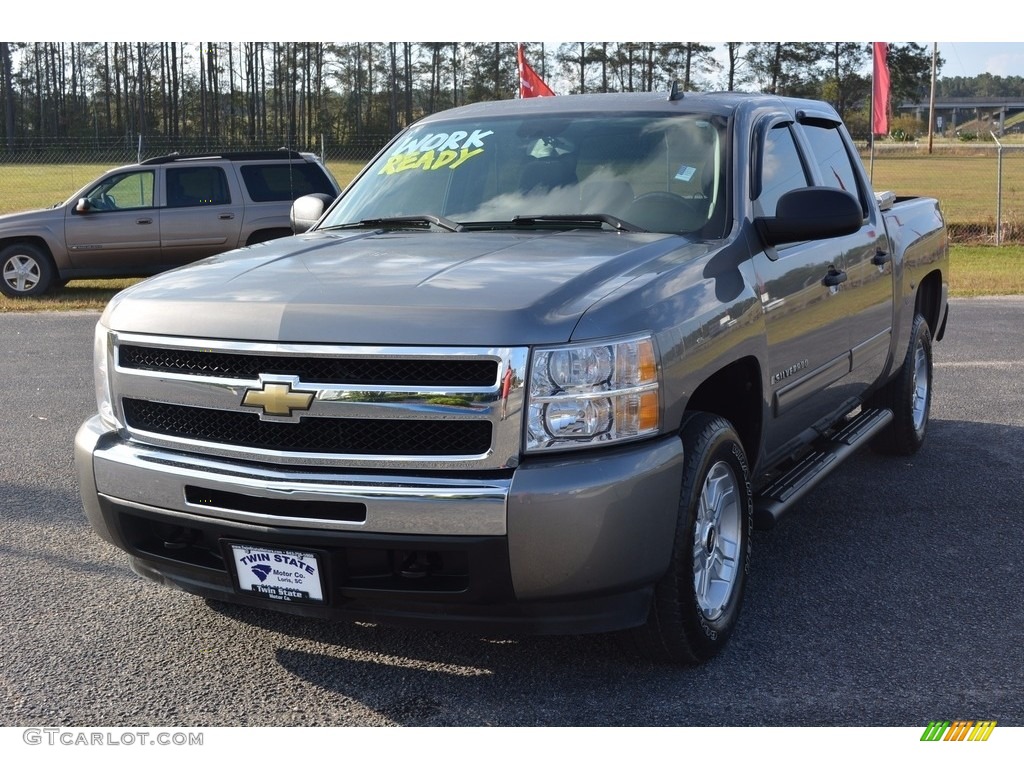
166, 166, 231, 208
239, 163, 337, 202
801, 122, 868, 216
756, 123, 809, 217
86, 170, 155, 211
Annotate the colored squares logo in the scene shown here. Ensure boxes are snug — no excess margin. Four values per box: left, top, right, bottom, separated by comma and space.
921, 720, 997, 742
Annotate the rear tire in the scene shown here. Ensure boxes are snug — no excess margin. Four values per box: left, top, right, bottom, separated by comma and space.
871, 314, 933, 456
628, 413, 753, 664
1, 242, 56, 297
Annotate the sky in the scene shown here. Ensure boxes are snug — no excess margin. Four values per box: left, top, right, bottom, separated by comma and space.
936, 42, 1024, 78
713, 42, 1024, 81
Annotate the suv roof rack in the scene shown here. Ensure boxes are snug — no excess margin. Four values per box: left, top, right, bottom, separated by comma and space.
141, 149, 305, 165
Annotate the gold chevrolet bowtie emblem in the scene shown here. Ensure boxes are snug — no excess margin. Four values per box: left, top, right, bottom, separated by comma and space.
242, 381, 315, 417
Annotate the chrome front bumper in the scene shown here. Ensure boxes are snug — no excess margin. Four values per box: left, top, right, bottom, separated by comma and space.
76, 415, 684, 631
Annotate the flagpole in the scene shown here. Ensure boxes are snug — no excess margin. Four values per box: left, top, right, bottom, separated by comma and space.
517, 42, 523, 99
869, 49, 875, 184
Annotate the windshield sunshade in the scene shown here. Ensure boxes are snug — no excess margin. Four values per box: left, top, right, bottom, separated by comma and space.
322, 113, 728, 237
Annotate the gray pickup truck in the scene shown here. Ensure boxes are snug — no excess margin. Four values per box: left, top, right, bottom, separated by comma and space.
0, 150, 340, 297
75, 90, 948, 664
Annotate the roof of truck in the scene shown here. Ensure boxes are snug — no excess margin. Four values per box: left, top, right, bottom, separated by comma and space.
419, 90, 841, 123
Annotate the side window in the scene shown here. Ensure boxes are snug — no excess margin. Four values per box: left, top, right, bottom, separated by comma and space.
86, 171, 154, 211
757, 124, 809, 217
801, 122, 867, 215
166, 166, 231, 208
240, 163, 336, 202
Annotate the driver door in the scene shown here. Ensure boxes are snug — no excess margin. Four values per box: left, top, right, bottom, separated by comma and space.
64, 169, 162, 272
752, 120, 859, 461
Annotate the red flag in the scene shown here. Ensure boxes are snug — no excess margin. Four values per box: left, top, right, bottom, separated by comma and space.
872, 42, 890, 136
518, 44, 555, 98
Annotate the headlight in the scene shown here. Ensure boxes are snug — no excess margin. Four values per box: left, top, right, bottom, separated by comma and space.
526, 335, 660, 453
93, 321, 120, 430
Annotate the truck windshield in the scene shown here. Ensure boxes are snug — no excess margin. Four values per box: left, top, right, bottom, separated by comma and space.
323, 112, 728, 236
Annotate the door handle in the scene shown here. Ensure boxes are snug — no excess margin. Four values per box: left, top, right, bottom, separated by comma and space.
136, 218, 153, 225
219, 214, 235, 220
872, 249, 891, 266
822, 267, 847, 287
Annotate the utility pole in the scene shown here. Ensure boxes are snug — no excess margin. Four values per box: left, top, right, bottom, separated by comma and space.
927, 43, 937, 154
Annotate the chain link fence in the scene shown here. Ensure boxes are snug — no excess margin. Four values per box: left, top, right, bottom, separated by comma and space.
0, 135, 392, 164
862, 142, 1024, 245
0, 135, 391, 214
2, 135, 1023, 244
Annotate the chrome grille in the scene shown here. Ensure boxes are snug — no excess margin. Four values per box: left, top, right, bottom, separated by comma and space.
110, 334, 528, 471
118, 344, 497, 386
122, 398, 493, 456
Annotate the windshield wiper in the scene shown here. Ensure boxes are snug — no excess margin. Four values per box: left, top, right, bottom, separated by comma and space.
324, 215, 463, 233
509, 214, 645, 233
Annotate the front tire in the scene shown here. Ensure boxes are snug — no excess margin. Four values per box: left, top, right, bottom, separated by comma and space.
0, 242, 56, 297
630, 413, 753, 664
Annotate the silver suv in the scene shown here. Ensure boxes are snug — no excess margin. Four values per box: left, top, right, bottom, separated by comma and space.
0, 150, 341, 297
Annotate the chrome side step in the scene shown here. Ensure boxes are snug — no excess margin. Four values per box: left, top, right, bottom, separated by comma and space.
754, 408, 893, 529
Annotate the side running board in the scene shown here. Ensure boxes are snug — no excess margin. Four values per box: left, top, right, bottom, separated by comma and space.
753, 408, 893, 530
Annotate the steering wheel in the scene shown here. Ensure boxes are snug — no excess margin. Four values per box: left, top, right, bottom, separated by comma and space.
87, 193, 115, 211
624, 191, 703, 233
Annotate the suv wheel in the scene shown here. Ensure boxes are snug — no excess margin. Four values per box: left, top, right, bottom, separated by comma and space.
1, 243, 56, 297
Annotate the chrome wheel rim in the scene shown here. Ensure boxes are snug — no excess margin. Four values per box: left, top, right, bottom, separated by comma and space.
692, 460, 742, 621
911, 339, 929, 432
3, 255, 41, 293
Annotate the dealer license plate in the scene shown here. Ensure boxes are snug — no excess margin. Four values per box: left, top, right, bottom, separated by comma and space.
230, 544, 325, 603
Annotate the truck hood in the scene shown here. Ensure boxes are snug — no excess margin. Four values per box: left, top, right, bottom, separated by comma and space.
103, 229, 710, 346
0, 205, 64, 232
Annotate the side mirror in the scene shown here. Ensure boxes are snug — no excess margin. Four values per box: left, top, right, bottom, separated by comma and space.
75, 198, 93, 214
290, 193, 335, 233
756, 187, 863, 246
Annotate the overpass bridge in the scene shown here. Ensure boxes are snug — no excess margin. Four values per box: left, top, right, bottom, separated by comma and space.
897, 97, 1024, 136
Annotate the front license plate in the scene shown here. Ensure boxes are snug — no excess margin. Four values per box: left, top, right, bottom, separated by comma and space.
230, 544, 325, 603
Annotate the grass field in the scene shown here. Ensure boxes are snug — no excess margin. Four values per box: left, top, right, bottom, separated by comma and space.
1, 153, 1023, 223
865, 153, 1024, 224
949, 244, 1024, 296
0, 161, 368, 214
0, 157, 1021, 312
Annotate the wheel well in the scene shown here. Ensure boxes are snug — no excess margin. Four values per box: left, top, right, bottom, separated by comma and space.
0, 236, 55, 261
683, 356, 762, 468
915, 270, 944, 339
246, 228, 293, 246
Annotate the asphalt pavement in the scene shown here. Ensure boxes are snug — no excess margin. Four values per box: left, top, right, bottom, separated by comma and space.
1, 298, 1021, 728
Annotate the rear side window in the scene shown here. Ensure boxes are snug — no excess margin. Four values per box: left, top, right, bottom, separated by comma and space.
166, 166, 231, 207
801, 122, 867, 215
240, 163, 337, 202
